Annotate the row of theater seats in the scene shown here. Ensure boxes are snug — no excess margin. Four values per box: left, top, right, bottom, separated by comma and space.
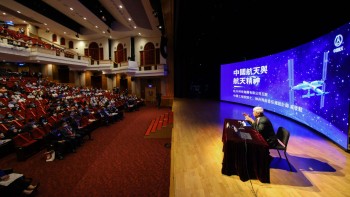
0, 110, 103, 161
0, 72, 144, 161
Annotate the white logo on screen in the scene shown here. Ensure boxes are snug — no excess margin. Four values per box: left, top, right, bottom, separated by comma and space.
334, 34, 343, 47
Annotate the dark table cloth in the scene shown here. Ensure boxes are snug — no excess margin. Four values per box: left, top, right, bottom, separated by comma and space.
221, 119, 270, 183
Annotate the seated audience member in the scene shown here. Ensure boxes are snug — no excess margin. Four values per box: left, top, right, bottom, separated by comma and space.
81, 106, 92, 116
21, 118, 39, 133
107, 104, 124, 120
26, 101, 36, 108
101, 107, 118, 123
7, 101, 15, 109
0, 86, 7, 93
38, 116, 49, 126
27, 93, 35, 99
66, 114, 81, 130
4, 123, 21, 139
10, 82, 24, 93
0, 101, 6, 108
11, 103, 21, 112
59, 121, 82, 152
3, 112, 15, 122
0, 92, 7, 98
0, 169, 39, 196
2, 92, 9, 99
45, 126, 66, 160
95, 108, 113, 125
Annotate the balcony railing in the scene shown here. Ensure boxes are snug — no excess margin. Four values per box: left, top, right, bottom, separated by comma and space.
0, 35, 166, 77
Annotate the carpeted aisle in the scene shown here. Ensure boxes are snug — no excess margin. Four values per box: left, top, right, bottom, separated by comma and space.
0, 104, 171, 197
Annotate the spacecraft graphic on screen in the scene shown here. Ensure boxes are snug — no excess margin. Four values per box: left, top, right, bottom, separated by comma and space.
291, 80, 329, 98
289, 51, 329, 109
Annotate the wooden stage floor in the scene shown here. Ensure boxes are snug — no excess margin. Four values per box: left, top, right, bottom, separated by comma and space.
170, 98, 350, 197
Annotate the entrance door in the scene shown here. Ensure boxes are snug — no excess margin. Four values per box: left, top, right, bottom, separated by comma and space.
145, 87, 156, 102
120, 78, 128, 94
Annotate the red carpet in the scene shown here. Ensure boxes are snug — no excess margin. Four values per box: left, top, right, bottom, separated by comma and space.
0, 104, 171, 196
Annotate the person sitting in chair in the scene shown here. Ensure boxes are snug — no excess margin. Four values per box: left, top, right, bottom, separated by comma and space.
0, 169, 39, 196
243, 106, 278, 148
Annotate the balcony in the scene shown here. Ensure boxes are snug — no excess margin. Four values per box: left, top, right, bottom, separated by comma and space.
0, 37, 166, 77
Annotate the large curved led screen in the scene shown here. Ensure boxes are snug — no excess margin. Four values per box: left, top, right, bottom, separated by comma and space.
220, 22, 350, 150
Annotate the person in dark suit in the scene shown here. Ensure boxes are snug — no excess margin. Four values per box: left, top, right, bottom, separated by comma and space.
0, 169, 39, 196
156, 93, 162, 108
45, 127, 66, 160
243, 106, 278, 148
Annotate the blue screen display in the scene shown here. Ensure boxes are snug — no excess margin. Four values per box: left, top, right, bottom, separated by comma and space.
220, 22, 350, 150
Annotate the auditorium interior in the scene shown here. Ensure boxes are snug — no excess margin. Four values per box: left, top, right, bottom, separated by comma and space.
1, 1, 350, 197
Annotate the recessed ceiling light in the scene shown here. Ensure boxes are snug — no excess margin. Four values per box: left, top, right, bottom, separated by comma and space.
70, 7, 74, 11
17, 11, 21, 14
83, 17, 87, 20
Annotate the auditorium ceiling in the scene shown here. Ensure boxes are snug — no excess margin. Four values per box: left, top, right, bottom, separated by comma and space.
0, 0, 165, 41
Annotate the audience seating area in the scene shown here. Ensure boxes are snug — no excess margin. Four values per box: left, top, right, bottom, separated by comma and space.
0, 70, 145, 161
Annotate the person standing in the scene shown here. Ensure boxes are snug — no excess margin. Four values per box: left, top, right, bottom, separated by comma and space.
156, 93, 161, 108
